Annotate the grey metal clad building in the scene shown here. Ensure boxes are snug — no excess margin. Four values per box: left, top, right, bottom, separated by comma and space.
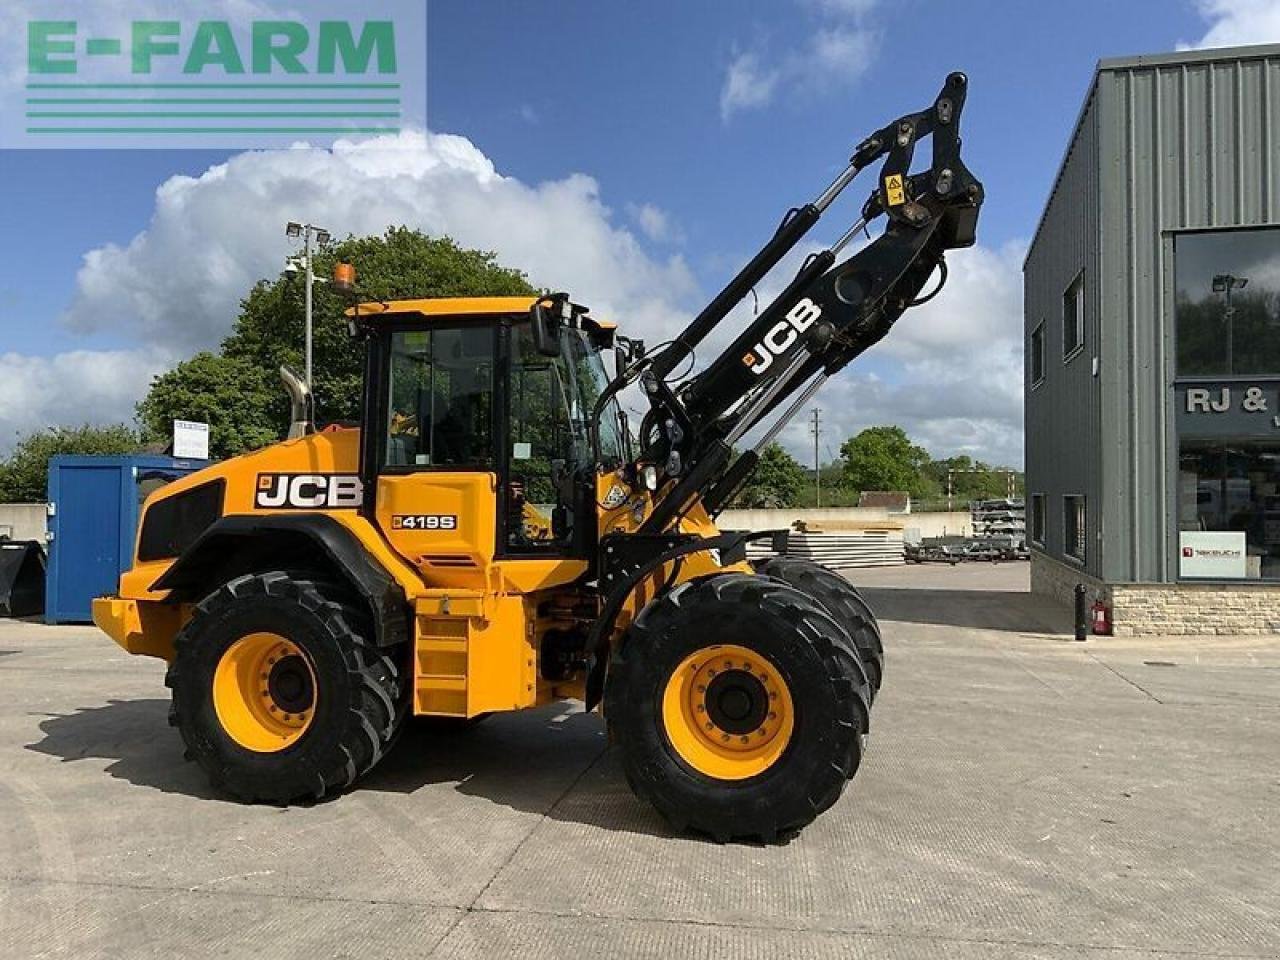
1025, 44, 1280, 633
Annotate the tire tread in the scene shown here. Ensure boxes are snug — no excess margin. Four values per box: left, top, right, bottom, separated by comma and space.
167, 571, 406, 804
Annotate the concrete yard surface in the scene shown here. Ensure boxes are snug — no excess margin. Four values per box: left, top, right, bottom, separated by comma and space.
2, 563, 1278, 959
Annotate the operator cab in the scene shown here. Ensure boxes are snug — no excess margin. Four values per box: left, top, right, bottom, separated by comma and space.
353, 295, 629, 560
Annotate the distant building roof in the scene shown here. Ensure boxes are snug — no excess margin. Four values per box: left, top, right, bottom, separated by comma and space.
858, 491, 910, 512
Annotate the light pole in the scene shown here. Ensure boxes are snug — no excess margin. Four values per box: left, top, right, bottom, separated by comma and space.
810, 407, 822, 508
286, 221, 333, 390
1211, 273, 1248, 374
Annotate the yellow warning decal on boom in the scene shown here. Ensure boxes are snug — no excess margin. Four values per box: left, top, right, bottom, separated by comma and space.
884, 174, 906, 206
885, 175, 906, 207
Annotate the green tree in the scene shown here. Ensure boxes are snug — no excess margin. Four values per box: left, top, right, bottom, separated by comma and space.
138, 228, 537, 456
734, 443, 808, 508
0, 424, 143, 503
924, 454, 1023, 503
137, 353, 283, 461
839, 425, 933, 500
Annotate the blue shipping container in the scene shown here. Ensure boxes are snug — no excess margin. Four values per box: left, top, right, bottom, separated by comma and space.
46, 455, 205, 623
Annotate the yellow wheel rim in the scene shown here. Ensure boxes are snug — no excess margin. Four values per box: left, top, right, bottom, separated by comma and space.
212, 632, 316, 753
660, 644, 795, 781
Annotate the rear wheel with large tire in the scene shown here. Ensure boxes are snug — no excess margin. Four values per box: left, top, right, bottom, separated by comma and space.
166, 571, 408, 804
753, 557, 884, 700
606, 573, 869, 842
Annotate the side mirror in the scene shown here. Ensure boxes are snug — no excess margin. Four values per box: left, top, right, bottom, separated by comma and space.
615, 335, 646, 375
529, 295, 566, 358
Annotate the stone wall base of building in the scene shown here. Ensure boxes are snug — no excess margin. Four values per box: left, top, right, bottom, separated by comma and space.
1029, 550, 1107, 613
1031, 550, 1280, 635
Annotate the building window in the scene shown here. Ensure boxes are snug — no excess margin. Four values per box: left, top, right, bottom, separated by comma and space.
1030, 494, 1046, 546
1173, 227, 1280, 580
1177, 438, 1280, 580
1175, 228, 1280, 377
1030, 322, 1045, 387
1063, 495, 1085, 562
1063, 272, 1084, 360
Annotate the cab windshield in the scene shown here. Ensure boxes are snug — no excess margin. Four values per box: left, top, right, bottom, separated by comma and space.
506, 323, 625, 551
564, 327, 626, 465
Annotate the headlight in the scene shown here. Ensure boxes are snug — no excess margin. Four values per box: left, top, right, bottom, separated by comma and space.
641, 464, 659, 492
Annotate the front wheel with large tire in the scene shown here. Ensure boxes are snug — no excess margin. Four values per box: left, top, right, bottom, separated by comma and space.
753, 557, 884, 699
166, 571, 408, 804
606, 573, 869, 842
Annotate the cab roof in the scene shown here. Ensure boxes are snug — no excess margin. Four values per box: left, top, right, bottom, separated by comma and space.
350, 296, 537, 319
348, 296, 615, 329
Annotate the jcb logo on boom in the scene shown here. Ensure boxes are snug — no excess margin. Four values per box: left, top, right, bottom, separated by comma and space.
255, 474, 363, 510
742, 298, 822, 375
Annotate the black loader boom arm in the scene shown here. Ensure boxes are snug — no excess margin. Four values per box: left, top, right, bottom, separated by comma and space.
596, 72, 984, 532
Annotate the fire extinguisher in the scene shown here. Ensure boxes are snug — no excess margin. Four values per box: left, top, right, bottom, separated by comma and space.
1091, 600, 1112, 636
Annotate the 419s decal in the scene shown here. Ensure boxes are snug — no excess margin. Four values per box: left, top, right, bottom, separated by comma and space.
255, 473, 363, 509
390, 514, 458, 531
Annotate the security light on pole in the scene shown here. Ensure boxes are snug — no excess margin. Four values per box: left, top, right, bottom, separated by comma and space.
1212, 273, 1248, 373
285, 221, 334, 391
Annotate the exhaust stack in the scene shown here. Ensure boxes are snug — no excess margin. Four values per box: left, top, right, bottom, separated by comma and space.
280, 365, 315, 439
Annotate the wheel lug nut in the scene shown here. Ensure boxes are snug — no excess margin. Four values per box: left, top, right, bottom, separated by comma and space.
739, 736, 749, 744
769, 712, 777, 720
696, 705, 705, 713
705, 722, 714, 730
721, 734, 730, 742
697, 685, 706, 693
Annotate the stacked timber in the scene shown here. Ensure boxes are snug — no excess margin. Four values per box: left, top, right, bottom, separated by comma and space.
745, 526, 904, 568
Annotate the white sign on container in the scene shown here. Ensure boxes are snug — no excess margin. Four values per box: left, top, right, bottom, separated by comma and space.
1179, 530, 1248, 579
173, 419, 210, 460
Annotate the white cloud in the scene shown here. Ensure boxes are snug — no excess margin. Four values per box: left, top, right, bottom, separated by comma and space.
63, 129, 698, 353
719, 0, 880, 120
800, 0, 879, 15
1182, 0, 1280, 49
720, 51, 782, 120
2, 127, 696, 452
810, 26, 878, 80
33, 116, 1021, 466
0, 347, 174, 451
626, 202, 681, 244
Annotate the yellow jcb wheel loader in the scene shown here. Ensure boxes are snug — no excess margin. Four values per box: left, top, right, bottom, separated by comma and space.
94, 74, 982, 841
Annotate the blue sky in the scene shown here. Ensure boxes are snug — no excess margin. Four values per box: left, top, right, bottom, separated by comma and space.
0, 0, 1271, 464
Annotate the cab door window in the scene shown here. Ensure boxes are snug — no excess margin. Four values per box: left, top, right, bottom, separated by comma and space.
384, 327, 494, 469
507, 325, 579, 550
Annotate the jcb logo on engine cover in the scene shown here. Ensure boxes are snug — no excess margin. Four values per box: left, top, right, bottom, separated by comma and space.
254, 473, 364, 510
742, 298, 823, 376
